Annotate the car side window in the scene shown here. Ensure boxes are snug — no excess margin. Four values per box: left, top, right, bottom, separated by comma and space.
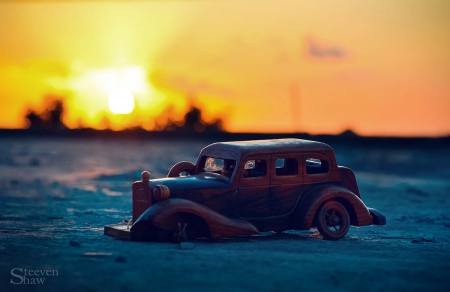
275, 158, 298, 176
243, 159, 267, 178
306, 157, 329, 175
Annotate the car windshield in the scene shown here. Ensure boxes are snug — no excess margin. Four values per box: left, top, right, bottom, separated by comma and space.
202, 157, 236, 179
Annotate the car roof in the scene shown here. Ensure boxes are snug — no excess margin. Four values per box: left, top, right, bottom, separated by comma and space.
200, 138, 332, 160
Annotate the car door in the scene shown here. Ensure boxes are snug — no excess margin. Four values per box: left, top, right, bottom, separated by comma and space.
236, 155, 271, 218
302, 153, 332, 194
268, 155, 303, 216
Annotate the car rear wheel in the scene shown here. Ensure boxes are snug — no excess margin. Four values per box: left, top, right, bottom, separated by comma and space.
167, 161, 196, 177
315, 200, 350, 241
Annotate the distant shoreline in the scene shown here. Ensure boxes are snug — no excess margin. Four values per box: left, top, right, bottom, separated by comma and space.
1, 128, 448, 148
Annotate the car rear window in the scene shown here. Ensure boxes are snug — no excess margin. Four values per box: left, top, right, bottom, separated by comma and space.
306, 157, 329, 174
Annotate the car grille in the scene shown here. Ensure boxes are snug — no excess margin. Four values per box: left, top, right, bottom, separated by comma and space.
132, 187, 152, 221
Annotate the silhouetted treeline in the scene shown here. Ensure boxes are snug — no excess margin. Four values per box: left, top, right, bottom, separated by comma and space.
26, 99, 67, 131
24, 97, 224, 134
159, 106, 223, 133
18, 96, 449, 147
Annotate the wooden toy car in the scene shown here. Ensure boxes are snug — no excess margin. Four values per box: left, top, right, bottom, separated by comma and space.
104, 139, 385, 241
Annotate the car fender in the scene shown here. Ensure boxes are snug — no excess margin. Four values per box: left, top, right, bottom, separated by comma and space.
293, 185, 373, 230
131, 198, 259, 238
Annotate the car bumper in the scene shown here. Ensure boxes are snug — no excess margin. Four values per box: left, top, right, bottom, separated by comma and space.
104, 223, 172, 241
368, 208, 386, 225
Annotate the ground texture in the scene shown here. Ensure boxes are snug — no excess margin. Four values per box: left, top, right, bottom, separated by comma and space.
1, 137, 449, 292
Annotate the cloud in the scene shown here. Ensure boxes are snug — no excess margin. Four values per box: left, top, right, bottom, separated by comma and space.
305, 37, 347, 60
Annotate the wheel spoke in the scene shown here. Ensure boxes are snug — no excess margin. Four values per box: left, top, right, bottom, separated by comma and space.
317, 202, 350, 240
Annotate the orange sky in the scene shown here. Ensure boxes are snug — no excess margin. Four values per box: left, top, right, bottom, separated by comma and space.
1, 0, 449, 136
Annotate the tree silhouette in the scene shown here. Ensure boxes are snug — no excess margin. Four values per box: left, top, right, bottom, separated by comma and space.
24, 96, 224, 133
25, 98, 67, 131
161, 105, 224, 133
25, 111, 45, 130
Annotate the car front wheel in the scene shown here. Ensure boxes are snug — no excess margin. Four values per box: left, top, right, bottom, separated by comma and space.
315, 200, 350, 241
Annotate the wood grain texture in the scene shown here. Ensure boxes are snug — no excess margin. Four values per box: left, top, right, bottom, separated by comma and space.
108, 139, 384, 241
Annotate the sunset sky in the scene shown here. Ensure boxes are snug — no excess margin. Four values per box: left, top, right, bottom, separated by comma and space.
1, 0, 449, 136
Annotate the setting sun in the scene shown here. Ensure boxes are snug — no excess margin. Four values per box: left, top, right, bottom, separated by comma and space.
60, 65, 159, 129
108, 89, 135, 114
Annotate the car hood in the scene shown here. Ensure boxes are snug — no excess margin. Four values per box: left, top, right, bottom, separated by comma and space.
149, 173, 231, 190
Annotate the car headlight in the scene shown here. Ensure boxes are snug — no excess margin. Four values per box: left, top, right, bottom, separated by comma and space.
153, 185, 170, 201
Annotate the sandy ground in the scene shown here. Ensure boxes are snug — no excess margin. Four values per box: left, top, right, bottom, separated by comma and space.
0, 136, 449, 292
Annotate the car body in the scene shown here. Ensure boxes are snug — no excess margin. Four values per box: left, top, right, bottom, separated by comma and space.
104, 138, 386, 241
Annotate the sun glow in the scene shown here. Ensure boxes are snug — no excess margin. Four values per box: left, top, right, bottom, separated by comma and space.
51, 64, 166, 130
108, 89, 135, 114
